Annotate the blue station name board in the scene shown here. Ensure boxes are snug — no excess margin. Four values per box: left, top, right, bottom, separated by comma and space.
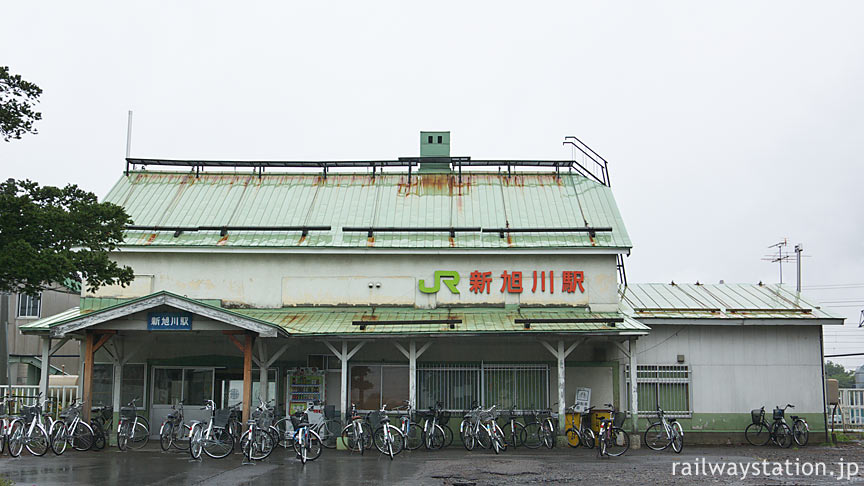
147, 312, 192, 331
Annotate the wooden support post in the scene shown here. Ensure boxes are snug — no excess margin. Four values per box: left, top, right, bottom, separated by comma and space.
629, 339, 639, 435
557, 340, 566, 432
82, 333, 94, 422
242, 334, 254, 424
323, 340, 366, 420
257, 340, 268, 402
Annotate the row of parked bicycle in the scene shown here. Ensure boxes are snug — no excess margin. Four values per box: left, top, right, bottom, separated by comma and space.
745, 404, 809, 448
0, 393, 692, 462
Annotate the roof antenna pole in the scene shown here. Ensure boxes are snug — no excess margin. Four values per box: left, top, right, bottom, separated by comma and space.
125, 110, 133, 175
794, 244, 803, 293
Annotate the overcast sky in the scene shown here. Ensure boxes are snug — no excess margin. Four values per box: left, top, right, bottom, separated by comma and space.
3, 1, 863, 367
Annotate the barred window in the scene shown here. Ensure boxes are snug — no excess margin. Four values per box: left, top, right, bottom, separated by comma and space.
418, 363, 549, 412
626, 364, 691, 418
17, 293, 41, 318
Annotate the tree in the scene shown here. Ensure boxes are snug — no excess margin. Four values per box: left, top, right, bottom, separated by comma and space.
0, 179, 134, 296
825, 361, 856, 388
0, 66, 42, 142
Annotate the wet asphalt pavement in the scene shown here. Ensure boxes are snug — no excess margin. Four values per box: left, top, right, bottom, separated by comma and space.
2, 443, 864, 485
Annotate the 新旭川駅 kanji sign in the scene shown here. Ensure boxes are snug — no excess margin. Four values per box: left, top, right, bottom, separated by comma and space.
147, 312, 193, 330
419, 270, 585, 295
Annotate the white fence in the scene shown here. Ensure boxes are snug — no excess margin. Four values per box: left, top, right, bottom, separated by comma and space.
0, 384, 79, 418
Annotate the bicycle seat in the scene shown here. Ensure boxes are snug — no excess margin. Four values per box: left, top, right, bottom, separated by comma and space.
791, 415, 799, 421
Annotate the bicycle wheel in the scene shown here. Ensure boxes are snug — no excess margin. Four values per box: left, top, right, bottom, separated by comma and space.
341, 423, 365, 453
203, 427, 235, 458
117, 421, 129, 451
541, 422, 554, 449
25, 423, 50, 456
462, 426, 476, 451
90, 421, 106, 450
441, 424, 454, 448
273, 418, 293, 448
491, 424, 505, 454
793, 420, 809, 447
643, 423, 671, 451
745, 423, 771, 446
508, 422, 526, 448
8, 420, 24, 457
404, 422, 423, 450
160, 422, 174, 451
522, 421, 542, 449
317, 419, 341, 449
425, 424, 445, 450
671, 423, 684, 453
477, 425, 492, 450
606, 427, 630, 457
241, 428, 274, 460
373, 425, 401, 457
174, 424, 191, 451
565, 427, 582, 448
598, 431, 607, 457
0, 420, 6, 454
50, 421, 68, 455
773, 423, 793, 449
294, 429, 323, 462
581, 427, 596, 449
72, 421, 94, 451
127, 421, 149, 450
189, 423, 203, 459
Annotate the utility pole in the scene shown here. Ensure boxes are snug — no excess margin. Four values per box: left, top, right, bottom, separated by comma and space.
0, 293, 8, 387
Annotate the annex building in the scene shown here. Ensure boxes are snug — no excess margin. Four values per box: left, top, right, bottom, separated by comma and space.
21, 133, 843, 442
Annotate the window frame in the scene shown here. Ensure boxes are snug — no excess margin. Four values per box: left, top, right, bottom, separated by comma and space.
626, 364, 692, 418
16, 292, 42, 319
348, 363, 409, 412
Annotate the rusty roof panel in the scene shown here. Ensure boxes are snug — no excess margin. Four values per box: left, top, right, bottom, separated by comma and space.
105, 171, 632, 249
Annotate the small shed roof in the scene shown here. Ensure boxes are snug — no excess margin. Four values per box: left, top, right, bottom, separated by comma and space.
620, 283, 843, 322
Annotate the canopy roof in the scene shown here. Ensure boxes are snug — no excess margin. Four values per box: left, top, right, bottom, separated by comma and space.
21, 291, 646, 338
105, 171, 631, 250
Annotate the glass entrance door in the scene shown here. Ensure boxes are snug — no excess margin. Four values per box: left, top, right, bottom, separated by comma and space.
150, 367, 215, 434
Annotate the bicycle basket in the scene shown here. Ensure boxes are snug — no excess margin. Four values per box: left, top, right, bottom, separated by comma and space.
438, 410, 452, 422
751, 409, 762, 425
120, 407, 137, 420
213, 409, 231, 428
612, 411, 626, 428
773, 408, 783, 421
367, 411, 383, 429
290, 412, 307, 429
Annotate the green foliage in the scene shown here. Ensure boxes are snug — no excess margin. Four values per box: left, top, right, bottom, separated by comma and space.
0, 66, 42, 142
0, 477, 13, 486
825, 360, 856, 388
0, 179, 134, 295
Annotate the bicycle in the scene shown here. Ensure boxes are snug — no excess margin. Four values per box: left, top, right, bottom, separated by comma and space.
274, 405, 341, 450
240, 397, 278, 461
372, 404, 405, 459
745, 406, 792, 448
461, 405, 505, 453
160, 401, 191, 451
597, 403, 629, 458
0, 395, 15, 454
90, 404, 113, 450
524, 407, 557, 449
340, 403, 371, 454
786, 404, 809, 446
117, 398, 150, 451
291, 403, 323, 464
643, 407, 683, 453
498, 406, 526, 448
394, 401, 423, 450
419, 402, 447, 450
49, 400, 95, 454
188, 400, 235, 460
565, 405, 596, 449
7, 397, 50, 457
459, 404, 482, 451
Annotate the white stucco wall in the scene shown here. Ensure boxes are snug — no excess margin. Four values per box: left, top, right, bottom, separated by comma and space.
91, 252, 620, 311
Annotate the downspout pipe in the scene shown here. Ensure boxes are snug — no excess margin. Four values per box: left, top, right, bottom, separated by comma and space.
820, 328, 829, 443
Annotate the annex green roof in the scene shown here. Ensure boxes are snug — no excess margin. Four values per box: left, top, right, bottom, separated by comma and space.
620, 283, 843, 322
105, 171, 631, 250
21, 292, 647, 337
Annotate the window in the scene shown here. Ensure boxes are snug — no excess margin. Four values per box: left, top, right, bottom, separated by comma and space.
120, 364, 146, 406
437, 135, 443, 143
17, 293, 41, 318
427, 135, 433, 143
349, 365, 408, 411
92, 363, 114, 407
418, 363, 549, 411
626, 364, 691, 418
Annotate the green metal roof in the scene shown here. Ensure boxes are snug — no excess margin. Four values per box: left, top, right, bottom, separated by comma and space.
619, 283, 843, 321
235, 307, 647, 336
105, 171, 631, 249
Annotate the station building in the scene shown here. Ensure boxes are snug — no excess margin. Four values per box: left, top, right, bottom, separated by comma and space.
20, 133, 843, 442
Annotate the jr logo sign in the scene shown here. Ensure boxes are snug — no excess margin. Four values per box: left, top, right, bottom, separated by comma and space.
418, 271, 461, 294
